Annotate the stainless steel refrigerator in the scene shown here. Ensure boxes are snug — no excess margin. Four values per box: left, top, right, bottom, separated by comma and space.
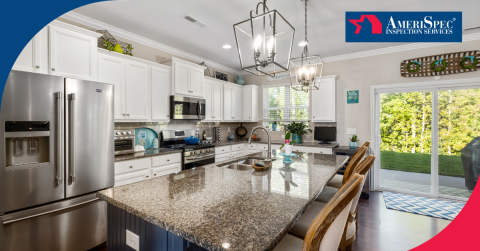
0, 70, 114, 251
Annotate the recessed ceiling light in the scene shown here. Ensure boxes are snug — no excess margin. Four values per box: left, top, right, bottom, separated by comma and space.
298, 41, 308, 46
223, 45, 232, 49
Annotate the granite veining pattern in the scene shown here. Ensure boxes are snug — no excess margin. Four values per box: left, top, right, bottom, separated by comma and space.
114, 148, 183, 162
98, 152, 348, 251
214, 139, 339, 148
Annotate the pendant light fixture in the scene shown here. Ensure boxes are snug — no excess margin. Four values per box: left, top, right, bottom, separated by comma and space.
289, 0, 323, 92
233, 0, 295, 77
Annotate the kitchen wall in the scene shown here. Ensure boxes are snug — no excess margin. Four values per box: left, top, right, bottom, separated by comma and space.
242, 40, 480, 146
56, 17, 238, 83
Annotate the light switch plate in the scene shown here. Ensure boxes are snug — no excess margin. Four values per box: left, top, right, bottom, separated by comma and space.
347, 128, 356, 134
281, 135, 285, 139
126, 230, 140, 251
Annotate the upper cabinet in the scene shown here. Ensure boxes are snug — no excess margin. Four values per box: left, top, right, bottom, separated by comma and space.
223, 83, 242, 121
242, 85, 259, 122
151, 66, 171, 122
311, 75, 339, 122
98, 53, 126, 120
48, 21, 102, 81
12, 27, 48, 74
125, 60, 150, 121
168, 57, 205, 98
203, 77, 223, 122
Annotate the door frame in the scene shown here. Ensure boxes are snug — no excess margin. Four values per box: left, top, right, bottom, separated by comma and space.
370, 77, 480, 201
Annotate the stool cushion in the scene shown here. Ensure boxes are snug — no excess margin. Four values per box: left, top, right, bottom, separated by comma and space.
290, 201, 327, 237
272, 234, 303, 251
326, 174, 343, 188
315, 186, 339, 203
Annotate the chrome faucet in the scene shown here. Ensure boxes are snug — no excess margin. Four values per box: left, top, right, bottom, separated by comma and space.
248, 126, 271, 161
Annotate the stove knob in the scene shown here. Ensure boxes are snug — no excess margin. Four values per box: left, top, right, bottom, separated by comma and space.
116, 131, 121, 135
126, 131, 132, 135
122, 131, 127, 135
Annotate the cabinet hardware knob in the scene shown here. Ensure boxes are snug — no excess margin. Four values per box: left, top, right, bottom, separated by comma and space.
52, 68, 56, 71
313, 116, 315, 118
167, 159, 170, 161
154, 174, 157, 176
36, 65, 40, 69
167, 115, 169, 117
130, 166, 133, 168
146, 176, 149, 178
127, 113, 130, 116
123, 113, 126, 116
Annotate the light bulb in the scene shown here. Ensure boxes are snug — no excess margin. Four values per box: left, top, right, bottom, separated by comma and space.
254, 35, 262, 52
267, 37, 274, 54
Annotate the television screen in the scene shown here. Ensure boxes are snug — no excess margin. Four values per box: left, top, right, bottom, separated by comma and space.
314, 127, 336, 142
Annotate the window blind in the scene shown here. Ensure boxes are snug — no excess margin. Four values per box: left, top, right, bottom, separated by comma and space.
263, 85, 309, 126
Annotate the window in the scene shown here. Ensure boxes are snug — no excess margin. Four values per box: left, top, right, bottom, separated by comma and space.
263, 84, 309, 127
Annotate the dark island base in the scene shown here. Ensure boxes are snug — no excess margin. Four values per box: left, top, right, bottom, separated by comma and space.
107, 204, 207, 251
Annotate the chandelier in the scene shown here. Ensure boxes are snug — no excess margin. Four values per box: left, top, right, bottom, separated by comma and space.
233, 0, 295, 77
289, 0, 323, 92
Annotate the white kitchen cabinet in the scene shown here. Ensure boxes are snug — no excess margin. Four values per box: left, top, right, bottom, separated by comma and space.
223, 83, 242, 121
151, 66, 171, 122
125, 60, 150, 120
152, 163, 181, 178
98, 53, 126, 120
311, 76, 338, 122
215, 146, 230, 155
115, 169, 150, 187
215, 153, 230, 163
203, 77, 224, 122
151, 153, 182, 166
169, 57, 205, 98
48, 21, 101, 81
230, 150, 245, 159
115, 158, 151, 175
12, 27, 48, 74
292, 145, 333, 155
242, 85, 259, 122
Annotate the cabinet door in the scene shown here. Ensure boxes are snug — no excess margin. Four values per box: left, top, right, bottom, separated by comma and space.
49, 25, 98, 80
242, 87, 252, 121
232, 86, 242, 120
125, 60, 150, 120
98, 53, 126, 120
223, 85, 233, 121
212, 82, 223, 121
312, 78, 336, 122
189, 67, 204, 97
12, 28, 48, 74
202, 79, 213, 121
151, 66, 171, 122
173, 61, 190, 95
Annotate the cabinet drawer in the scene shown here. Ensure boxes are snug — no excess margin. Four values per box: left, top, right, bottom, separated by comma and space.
230, 150, 244, 159
152, 163, 181, 178
215, 153, 230, 163
257, 144, 269, 151
152, 153, 182, 166
231, 144, 245, 151
248, 150, 258, 154
246, 144, 257, 150
216, 146, 230, 155
115, 169, 150, 187
115, 158, 151, 175
292, 146, 333, 155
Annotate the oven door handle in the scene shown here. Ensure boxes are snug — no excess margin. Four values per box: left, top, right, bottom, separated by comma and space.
185, 154, 215, 162
196, 100, 200, 118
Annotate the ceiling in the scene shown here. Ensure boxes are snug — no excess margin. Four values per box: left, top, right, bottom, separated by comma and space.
71, 0, 480, 72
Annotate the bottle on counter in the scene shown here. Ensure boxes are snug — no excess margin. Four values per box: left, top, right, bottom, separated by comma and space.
153, 138, 159, 149
203, 130, 206, 140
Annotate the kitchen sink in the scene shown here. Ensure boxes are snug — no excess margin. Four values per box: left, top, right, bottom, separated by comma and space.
237, 159, 260, 165
224, 163, 253, 171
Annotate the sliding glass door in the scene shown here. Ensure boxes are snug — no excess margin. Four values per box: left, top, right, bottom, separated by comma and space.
374, 83, 480, 201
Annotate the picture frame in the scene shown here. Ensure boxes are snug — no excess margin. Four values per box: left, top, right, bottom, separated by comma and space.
215, 71, 228, 82
347, 90, 359, 103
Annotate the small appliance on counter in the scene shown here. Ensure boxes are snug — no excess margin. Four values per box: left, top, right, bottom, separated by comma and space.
160, 129, 215, 170
115, 129, 135, 155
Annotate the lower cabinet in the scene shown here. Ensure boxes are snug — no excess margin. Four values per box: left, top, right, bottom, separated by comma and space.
215, 153, 230, 162
152, 163, 181, 178
230, 150, 244, 159
115, 169, 150, 187
292, 146, 333, 155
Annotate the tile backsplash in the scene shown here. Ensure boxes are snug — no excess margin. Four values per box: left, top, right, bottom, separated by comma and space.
116, 121, 336, 143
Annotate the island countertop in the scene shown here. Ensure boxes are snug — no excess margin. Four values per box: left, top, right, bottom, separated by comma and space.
98, 151, 348, 251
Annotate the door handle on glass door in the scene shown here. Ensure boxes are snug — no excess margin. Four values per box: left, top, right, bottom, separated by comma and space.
69, 93, 76, 183
56, 92, 63, 185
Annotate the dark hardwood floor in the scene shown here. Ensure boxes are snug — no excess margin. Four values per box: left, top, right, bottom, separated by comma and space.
90, 192, 451, 251
352, 192, 451, 251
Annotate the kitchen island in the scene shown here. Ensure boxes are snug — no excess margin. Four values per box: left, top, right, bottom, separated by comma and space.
97, 151, 348, 251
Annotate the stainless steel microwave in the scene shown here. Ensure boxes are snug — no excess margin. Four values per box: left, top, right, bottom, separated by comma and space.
170, 96, 206, 120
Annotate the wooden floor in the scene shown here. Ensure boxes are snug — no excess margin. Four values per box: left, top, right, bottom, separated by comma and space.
91, 192, 451, 251
352, 192, 451, 251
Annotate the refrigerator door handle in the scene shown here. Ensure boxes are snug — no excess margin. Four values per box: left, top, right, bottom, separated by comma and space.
2, 197, 99, 225
56, 92, 63, 185
69, 93, 76, 183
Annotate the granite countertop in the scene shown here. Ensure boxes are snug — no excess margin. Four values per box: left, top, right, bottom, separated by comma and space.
98, 151, 348, 251
114, 148, 183, 163
214, 139, 339, 148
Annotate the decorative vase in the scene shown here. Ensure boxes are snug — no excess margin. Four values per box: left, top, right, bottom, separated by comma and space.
349, 142, 357, 149
292, 133, 302, 144
228, 134, 234, 140
284, 144, 293, 155
113, 43, 123, 54
235, 76, 245, 86
272, 124, 277, 131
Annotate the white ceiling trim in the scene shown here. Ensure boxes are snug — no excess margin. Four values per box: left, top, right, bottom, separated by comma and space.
61, 11, 246, 76
322, 33, 480, 63
62, 11, 480, 76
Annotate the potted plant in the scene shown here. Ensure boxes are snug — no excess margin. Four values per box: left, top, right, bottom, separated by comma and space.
280, 132, 295, 155
272, 121, 278, 131
284, 121, 312, 144
349, 135, 358, 149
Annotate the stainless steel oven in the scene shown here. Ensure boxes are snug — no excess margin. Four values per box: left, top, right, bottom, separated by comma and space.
170, 96, 206, 120
114, 129, 135, 155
